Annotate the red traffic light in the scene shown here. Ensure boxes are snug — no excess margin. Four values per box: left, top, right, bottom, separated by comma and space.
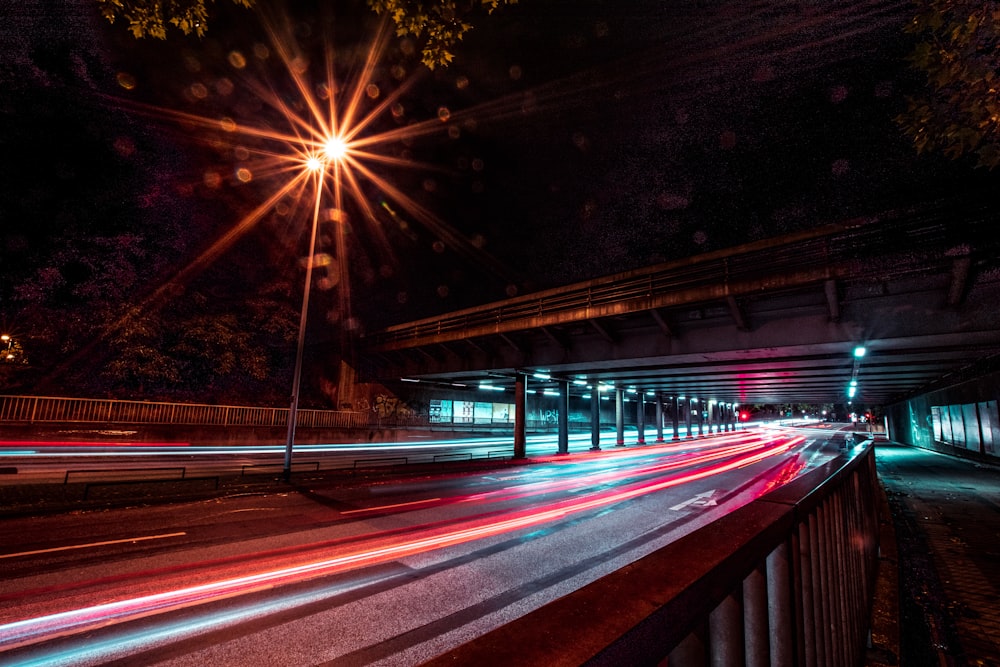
739, 411, 750, 421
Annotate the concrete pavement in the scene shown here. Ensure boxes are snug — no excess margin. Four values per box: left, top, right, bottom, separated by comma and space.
873, 442, 1000, 667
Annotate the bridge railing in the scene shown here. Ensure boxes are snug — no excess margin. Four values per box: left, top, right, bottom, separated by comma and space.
0, 395, 370, 430
1, 395, 622, 433
367, 210, 982, 348
426, 442, 881, 667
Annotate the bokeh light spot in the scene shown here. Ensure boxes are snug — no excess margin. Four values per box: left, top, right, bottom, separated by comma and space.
228, 51, 247, 69
432, 240, 446, 253
509, 65, 523, 81
456, 76, 469, 90
116, 72, 136, 90
657, 192, 689, 210
189, 83, 209, 100
203, 171, 222, 188
215, 78, 234, 96
113, 136, 136, 157
437, 106, 451, 122
829, 84, 848, 103
236, 168, 252, 182
366, 83, 380, 99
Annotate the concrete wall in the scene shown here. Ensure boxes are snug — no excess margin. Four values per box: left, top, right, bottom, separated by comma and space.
885, 368, 1000, 462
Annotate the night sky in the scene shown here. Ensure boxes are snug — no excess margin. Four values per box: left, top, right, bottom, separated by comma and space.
1, 0, 994, 396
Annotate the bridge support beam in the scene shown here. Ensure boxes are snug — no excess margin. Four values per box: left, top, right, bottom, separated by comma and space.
557, 379, 569, 455
685, 398, 693, 438
513, 372, 527, 459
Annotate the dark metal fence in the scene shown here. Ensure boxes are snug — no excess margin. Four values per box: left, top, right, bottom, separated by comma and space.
426, 441, 881, 666
0, 394, 368, 429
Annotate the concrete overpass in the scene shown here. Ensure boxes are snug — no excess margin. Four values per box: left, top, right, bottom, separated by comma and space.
360, 200, 1000, 413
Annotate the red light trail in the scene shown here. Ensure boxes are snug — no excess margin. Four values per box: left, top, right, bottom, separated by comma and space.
0, 431, 806, 653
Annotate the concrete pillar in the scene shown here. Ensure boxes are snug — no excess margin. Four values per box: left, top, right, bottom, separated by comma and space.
513, 372, 527, 459
672, 396, 680, 440
636, 392, 646, 444
590, 384, 601, 451
655, 394, 664, 443
697, 398, 705, 436
685, 397, 693, 438
616, 388, 626, 446
557, 379, 569, 455
710, 593, 744, 666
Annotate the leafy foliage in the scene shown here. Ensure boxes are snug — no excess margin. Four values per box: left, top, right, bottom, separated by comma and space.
95, 0, 517, 69
368, 0, 517, 69
896, 0, 1000, 169
95, 0, 254, 39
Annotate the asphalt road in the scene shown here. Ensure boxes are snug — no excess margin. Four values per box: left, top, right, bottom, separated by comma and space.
0, 425, 851, 666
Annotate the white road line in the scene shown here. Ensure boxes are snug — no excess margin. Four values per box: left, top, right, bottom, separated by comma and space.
0, 532, 187, 559
340, 498, 441, 514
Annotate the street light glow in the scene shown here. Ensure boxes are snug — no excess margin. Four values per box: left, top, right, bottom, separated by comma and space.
324, 136, 348, 161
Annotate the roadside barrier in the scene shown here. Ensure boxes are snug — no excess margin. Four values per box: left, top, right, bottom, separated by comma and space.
425, 441, 881, 666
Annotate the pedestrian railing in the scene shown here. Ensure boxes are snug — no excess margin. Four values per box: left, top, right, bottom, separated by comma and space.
0, 394, 369, 429
426, 441, 881, 667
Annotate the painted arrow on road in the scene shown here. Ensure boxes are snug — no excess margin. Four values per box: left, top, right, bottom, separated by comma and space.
669, 489, 719, 511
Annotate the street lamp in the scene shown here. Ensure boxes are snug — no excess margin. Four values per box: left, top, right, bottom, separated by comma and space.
283, 142, 345, 481
1, 334, 13, 361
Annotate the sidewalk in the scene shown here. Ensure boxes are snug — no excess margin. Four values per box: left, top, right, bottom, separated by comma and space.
874, 442, 1000, 667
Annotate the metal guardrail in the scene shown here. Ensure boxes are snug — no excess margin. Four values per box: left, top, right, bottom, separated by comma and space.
0, 395, 595, 434
64, 466, 187, 485
0, 395, 368, 429
426, 442, 881, 666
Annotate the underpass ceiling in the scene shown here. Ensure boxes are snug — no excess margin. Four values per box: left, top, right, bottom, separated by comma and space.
360, 213, 1000, 407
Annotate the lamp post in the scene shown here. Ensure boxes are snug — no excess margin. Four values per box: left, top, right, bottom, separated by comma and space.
283, 138, 347, 482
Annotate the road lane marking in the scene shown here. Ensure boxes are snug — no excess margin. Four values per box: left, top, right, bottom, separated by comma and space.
0, 532, 187, 559
669, 489, 719, 511
340, 498, 441, 514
